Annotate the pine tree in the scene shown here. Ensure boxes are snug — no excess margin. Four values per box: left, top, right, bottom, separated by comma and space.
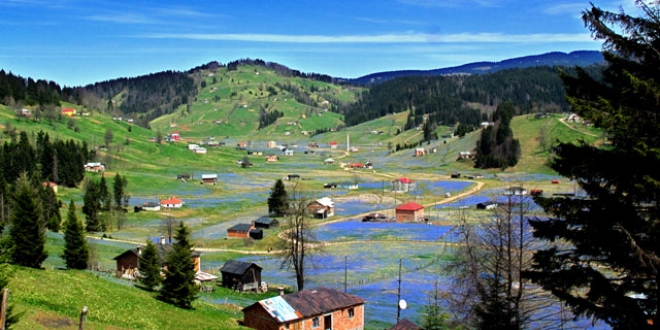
40, 183, 60, 231
8, 174, 47, 268
267, 179, 288, 216
61, 200, 89, 270
158, 222, 198, 309
99, 175, 110, 211
138, 240, 162, 291
82, 179, 102, 232
526, 2, 660, 329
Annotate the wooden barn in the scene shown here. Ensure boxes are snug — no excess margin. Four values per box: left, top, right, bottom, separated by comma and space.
254, 217, 279, 229
395, 201, 425, 222
307, 197, 334, 219
201, 174, 218, 185
220, 260, 262, 292
227, 223, 255, 239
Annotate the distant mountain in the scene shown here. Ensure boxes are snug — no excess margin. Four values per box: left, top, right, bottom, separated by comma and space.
349, 51, 604, 85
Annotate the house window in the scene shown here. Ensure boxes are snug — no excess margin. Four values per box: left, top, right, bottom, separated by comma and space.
348, 307, 355, 318
312, 317, 320, 328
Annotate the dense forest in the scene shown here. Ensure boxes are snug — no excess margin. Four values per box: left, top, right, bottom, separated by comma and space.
474, 102, 521, 169
0, 70, 67, 107
341, 66, 600, 128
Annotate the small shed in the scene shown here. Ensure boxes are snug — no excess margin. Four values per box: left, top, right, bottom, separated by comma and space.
142, 202, 161, 211
201, 174, 218, 185
220, 260, 262, 292
287, 174, 300, 180
504, 187, 528, 196
177, 174, 191, 181
324, 158, 335, 164
227, 223, 255, 239
395, 201, 424, 222
249, 228, 263, 240
254, 217, 279, 229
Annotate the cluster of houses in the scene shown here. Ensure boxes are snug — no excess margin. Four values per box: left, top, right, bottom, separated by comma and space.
134, 196, 184, 212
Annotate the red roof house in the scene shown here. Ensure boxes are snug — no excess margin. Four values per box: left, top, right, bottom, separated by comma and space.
392, 178, 414, 192
61, 107, 76, 117
160, 197, 183, 209
329, 142, 338, 149
395, 201, 424, 222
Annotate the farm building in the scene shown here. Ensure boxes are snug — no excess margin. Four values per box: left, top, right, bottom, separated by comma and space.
348, 163, 364, 169
249, 228, 263, 240
395, 201, 425, 222
167, 132, 180, 142
414, 148, 425, 157
389, 318, 422, 330
324, 158, 335, 164
160, 197, 183, 209
504, 187, 528, 196
220, 260, 263, 292
112, 237, 201, 279
287, 174, 300, 180
362, 213, 388, 222
227, 223, 256, 239
142, 202, 161, 211
266, 155, 279, 162
254, 217, 279, 229
284, 149, 294, 156
201, 174, 218, 185
194, 147, 207, 154
176, 174, 191, 181
307, 197, 335, 219
329, 142, 338, 149
392, 178, 414, 192
323, 182, 338, 189
188, 144, 199, 150
267, 141, 277, 148
476, 201, 498, 210
61, 107, 76, 116
243, 287, 365, 330
458, 151, 475, 160
84, 162, 105, 172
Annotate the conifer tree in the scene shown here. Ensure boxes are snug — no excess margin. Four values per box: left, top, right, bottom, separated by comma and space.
158, 222, 198, 309
61, 200, 88, 270
267, 179, 288, 216
82, 179, 102, 232
526, 2, 660, 329
138, 240, 162, 291
8, 173, 47, 268
40, 183, 60, 231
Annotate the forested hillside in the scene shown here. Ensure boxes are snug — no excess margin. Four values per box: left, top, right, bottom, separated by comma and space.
341, 66, 602, 129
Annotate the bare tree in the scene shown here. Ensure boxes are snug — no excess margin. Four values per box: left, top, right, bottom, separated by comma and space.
279, 180, 316, 292
446, 189, 572, 329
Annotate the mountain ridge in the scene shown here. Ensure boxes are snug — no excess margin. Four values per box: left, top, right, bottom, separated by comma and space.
348, 50, 604, 85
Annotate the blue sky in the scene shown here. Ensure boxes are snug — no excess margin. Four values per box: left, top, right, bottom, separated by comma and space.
0, 0, 636, 86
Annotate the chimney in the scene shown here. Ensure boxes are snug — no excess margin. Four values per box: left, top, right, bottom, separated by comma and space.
136, 246, 142, 255
160, 236, 166, 245
278, 287, 285, 296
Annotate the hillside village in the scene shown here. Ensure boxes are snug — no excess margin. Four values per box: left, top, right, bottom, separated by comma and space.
0, 19, 657, 328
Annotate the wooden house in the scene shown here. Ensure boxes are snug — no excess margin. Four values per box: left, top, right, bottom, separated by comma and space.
249, 228, 263, 240
266, 155, 279, 162
254, 217, 279, 229
243, 287, 365, 330
112, 238, 201, 279
307, 197, 334, 219
161, 197, 183, 209
227, 223, 255, 239
201, 174, 218, 185
395, 201, 425, 222
220, 260, 263, 292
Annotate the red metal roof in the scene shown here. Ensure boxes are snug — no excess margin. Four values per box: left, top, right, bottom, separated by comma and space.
397, 178, 413, 183
161, 197, 183, 205
396, 201, 424, 211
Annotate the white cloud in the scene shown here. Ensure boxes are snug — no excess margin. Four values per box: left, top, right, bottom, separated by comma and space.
136, 31, 595, 44
543, 3, 586, 16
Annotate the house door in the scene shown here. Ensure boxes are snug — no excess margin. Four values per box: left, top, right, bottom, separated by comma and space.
324, 315, 332, 330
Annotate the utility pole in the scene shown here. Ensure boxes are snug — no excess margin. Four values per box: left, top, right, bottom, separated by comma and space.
344, 256, 348, 293
396, 258, 402, 323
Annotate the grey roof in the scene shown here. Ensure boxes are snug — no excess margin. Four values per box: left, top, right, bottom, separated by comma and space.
227, 223, 253, 232
255, 217, 277, 225
282, 287, 365, 318
220, 260, 262, 275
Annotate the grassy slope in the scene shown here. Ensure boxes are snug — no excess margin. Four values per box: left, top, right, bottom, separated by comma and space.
8, 266, 246, 330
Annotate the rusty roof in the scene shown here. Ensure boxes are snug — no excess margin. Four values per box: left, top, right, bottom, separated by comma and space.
282, 287, 365, 318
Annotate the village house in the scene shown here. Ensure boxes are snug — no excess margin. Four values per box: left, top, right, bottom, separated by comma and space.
395, 201, 425, 222
194, 147, 207, 154
458, 151, 475, 160
389, 318, 421, 330
19, 108, 31, 118
267, 141, 277, 148
349, 163, 364, 169
42, 181, 57, 193
392, 178, 414, 193
236, 142, 248, 150
329, 141, 338, 149
227, 223, 256, 239
112, 236, 201, 279
188, 143, 199, 150
476, 201, 498, 210
201, 174, 218, 185
307, 197, 335, 219
414, 148, 425, 157
220, 260, 263, 292
160, 197, 183, 209
61, 107, 76, 117
243, 287, 365, 330
504, 186, 528, 196
167, 132, 180, 142
176, 174, 191, 181
84, 162, 105, 172
324, 158, 335, 165
283, 149, 294, 156
266, 155, 279, 162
